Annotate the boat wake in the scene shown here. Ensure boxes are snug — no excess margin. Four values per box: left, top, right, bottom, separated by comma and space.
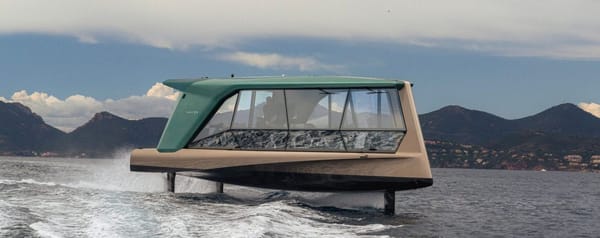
0, 154, 405, 237
0, 178, 58, 187
3, 156, 599, 238
63, 151, 387, 211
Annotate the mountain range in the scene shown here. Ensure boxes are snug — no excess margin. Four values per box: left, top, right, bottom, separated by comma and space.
420, 103, 600, 146
1, 101, 599, 170
420, 103, 600, 170
0, 101, 166, 157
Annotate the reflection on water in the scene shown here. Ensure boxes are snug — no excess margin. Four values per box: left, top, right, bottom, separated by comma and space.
0, 155, 598, 237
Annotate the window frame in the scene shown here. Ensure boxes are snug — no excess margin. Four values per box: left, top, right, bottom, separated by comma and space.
186, 87, 407, 153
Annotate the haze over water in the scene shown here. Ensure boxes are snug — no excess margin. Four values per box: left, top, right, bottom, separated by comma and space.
0, 155, 598, 237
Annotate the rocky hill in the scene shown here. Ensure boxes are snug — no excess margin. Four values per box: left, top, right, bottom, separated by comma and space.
419, 103, 600, 148
0, 102, 166, 157
60, 112, 167, 157
421, 103, 600, 171
0, 101, 65, 154
419, 105, 514, 144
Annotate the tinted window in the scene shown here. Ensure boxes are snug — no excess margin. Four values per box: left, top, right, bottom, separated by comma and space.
232, 90, 287, 129
287, 130, 345, 151
342, 131, 405, 152
189, 131, 237, 149
194, 94, 238, 140
342, 89, 404, 130
233, 130, 288, 150
285, 89, 347, 130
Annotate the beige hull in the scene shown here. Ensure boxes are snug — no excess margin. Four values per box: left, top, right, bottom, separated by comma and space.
130, 148, 432, 191
130, 148, 430, 178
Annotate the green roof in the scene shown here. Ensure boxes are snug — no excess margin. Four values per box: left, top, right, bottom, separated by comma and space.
157, 76, 406, 152
164, 76, 405, 93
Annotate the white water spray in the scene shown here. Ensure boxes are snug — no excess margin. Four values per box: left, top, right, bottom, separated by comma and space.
68, 149, 218, 193
60, 149, 384, 210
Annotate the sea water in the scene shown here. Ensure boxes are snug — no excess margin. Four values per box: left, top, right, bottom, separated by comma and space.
0, 155, 598, 237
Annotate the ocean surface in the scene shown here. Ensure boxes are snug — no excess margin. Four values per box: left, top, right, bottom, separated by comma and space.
0, 155, 598, 238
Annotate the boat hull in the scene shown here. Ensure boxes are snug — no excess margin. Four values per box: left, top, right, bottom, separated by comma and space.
132, 156, 433, 192
189, 169, 433, 192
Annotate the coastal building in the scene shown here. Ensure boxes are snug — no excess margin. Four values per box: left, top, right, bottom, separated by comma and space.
564, 155, 583, 163
564, 155, 583, 169
591, 155, 600, 170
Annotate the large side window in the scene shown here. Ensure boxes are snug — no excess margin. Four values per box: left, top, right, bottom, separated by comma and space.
188, 87, 406, 152
285, 89, 347, 151
341, 89, 405, 152
232, 90, 287, 129
285, 89, 347, 129
232, 90, 288, 149
188, 94, 238, 148
342, 89, 403, 129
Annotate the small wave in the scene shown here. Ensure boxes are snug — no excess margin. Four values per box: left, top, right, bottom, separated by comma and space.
0, 179, 57, 187
174, 175, 220, 193
65, 173, 166, 193
158, 216, 192, 237
180, 200, 397, 238
29, 222, 63, 238
310, 192, 382, 210
222, 185, 384, 211
263, 190, 291, 200
260, 191, 385, 211
84, 215, 123, 238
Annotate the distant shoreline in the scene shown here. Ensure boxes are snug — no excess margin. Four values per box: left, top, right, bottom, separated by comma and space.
3, 154, 598, 173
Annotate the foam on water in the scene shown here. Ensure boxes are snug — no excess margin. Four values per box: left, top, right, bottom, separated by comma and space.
0, 204, 13, 231
153, 199, 396, 238
175, 175, 219, 193
3, 150, 386, 212
65, 150, 168, 192
59, 150, 222, 194
290, 191, 384, 210
62, 149, 382, 210
0, 178, 58, 186
221, 201, 393, 238
223, 188, 384, 211
84, 214, 124, 238
29, 222, 62, 238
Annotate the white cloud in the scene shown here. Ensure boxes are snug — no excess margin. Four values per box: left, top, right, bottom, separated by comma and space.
0, 83, 179, 132
219, 51, 343, 72
579, 102, 600, 118
146, 82, 181, 100
1, 0, 600, 58
76, 34, 98, 44
104, 95, 177, 120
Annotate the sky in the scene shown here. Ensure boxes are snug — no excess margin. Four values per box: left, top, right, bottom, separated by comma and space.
1, 0, 600, 131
